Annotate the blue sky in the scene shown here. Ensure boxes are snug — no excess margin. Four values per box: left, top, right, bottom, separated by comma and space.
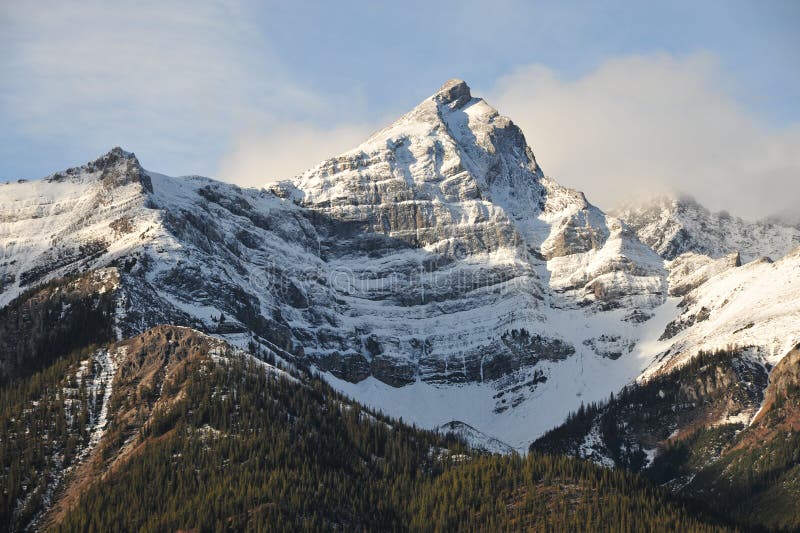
1, 0, 798, 217
254, 0, 798, 124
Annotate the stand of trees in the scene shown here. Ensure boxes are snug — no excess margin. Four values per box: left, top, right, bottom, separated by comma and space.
55, 354, 729, 531
0, 346, 99, 530
0, 329, 739, 532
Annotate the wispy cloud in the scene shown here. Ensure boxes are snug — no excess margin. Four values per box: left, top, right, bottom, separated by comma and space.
488, 53, 800, 220
0, 0, 366, 177
217, 122, 376, 186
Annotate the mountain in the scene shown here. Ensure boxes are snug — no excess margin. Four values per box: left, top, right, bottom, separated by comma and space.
1, 81, 798, 452
0, 80, 672, 451
267, 78, 669, 446
2, 78, 800, 530
614, 194, 800, 262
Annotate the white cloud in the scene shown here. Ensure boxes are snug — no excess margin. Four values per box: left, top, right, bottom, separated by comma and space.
488, 53, 800, 220
217, 123, 375, 186
0, 0, 357, 175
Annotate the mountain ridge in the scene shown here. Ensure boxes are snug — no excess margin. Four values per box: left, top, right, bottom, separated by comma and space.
614, 193, 800, 262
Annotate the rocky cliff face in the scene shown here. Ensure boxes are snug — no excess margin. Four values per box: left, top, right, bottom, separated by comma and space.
266, 80, 665, 396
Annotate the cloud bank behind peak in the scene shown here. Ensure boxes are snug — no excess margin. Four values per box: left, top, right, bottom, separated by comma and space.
487, 53, 800, 220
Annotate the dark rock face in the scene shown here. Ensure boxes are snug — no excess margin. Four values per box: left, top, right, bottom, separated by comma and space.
48, 147, 152, 192
371, 356, 416, 387
315, 351, 371, 382
434, 78, 472, 107
496, 329, 575, 375
659, 306, 710, 341
582, 335, 635, 360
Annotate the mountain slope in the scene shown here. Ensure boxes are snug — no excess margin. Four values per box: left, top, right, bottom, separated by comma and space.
646, 246, 800, 377
532, 344, 800, 531
0, 326, 732, 532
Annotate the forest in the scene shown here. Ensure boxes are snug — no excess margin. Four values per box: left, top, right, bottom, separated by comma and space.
0, 331, 735, 532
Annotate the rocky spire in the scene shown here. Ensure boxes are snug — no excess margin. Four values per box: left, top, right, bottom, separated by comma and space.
46, 147, 151, 192
433, 78, 472, 108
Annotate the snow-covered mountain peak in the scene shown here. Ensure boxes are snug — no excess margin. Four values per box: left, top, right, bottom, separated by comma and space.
615, 192, 800, 262
273, 79, 546, 237
44, 146, 152, 194
12, 82, 799, 452
90, 146, 138, 166
48, 146, 135, 177
0, 147, 162, 307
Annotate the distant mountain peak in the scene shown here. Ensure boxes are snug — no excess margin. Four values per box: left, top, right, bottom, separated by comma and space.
103, 145, 137, 160
44, 146, 151, 192
615, 193, 800, 262
88, 146, 140, 171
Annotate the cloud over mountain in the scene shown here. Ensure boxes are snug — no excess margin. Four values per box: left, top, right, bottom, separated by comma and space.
489, 53, 800, 220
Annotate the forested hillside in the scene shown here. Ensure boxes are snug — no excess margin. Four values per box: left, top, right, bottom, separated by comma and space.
0, 326, 731, 532
533, 346, 800, 531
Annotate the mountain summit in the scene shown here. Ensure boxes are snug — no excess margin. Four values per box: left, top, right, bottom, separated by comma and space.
434, 78, 473, 105
277, 76, 546, 228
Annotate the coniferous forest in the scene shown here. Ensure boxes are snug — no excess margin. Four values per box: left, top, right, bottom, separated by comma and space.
0, 327, 737, 532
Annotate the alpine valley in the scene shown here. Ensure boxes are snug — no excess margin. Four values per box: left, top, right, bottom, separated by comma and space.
2, 80, 799, 531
